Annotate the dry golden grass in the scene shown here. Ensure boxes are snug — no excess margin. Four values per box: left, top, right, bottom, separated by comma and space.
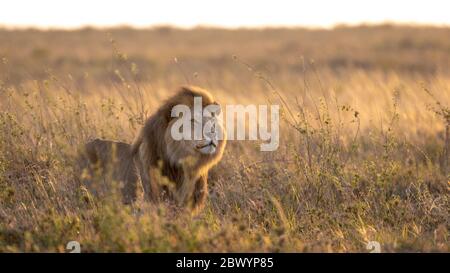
0, 25, 448, 252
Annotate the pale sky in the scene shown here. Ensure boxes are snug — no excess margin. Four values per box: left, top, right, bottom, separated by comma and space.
1, 0, 449, 29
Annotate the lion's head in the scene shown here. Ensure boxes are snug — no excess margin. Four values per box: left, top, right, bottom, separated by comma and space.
163, 86, 226, 165
133, 86, 226, 167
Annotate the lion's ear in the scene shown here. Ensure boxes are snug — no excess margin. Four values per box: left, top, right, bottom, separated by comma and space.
215, 104, 221, 116
205, 103, 221, 118
160, 102, 176, 123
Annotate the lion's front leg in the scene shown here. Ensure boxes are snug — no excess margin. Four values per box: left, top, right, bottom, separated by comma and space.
176, 175, 196, 207
191, 175, 208, 214
176, 174, 207, 213
136, 160, 160, 203
136, 143, 160, 203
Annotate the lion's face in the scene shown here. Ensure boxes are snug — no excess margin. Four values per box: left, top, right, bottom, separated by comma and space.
165, 112, 224, 159
189, 115, 222, 155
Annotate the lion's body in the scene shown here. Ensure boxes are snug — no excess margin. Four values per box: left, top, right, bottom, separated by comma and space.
81, 86, 226, 213
81, 139, 138, 204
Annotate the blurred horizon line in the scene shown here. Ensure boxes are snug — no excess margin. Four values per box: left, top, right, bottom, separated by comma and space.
1, 21, 450, 31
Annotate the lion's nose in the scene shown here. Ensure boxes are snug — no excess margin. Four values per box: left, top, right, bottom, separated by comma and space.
205, 130, 218, 146
211, 138, 218, 147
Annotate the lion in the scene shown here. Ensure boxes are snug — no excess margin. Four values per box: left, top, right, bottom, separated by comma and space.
81, 86, 226, 213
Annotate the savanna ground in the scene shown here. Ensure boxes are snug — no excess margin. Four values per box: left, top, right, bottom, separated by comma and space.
0, 25, 448, 252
